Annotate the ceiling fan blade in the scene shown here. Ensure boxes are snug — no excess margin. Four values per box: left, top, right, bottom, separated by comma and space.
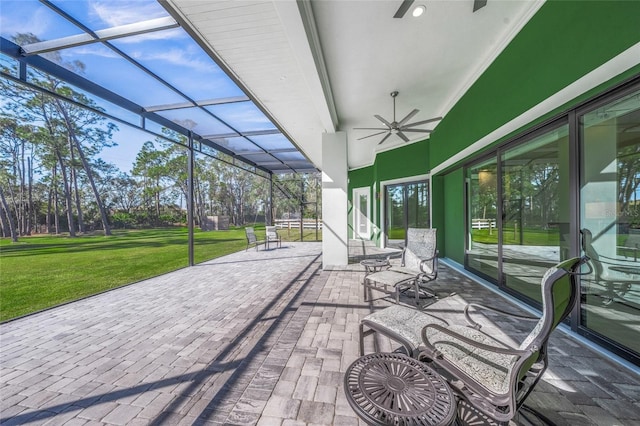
393, 0, 415, 18
400, 128, 433, 133
397, 131, 410, 142
402, 116, 443, 128
397, 109, 419, 127
357, 131, 389, 141
378, 133, 392, 145
353, 127, 390, 131
473, 0, 487, 12
374, 114, 392, 128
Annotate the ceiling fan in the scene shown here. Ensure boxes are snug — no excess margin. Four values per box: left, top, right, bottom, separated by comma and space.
354, 91, 442, 145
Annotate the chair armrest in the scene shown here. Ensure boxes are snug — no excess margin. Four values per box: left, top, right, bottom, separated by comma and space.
463, 303, 538, 330
385, 250, 404, 268
421, 323, 531, 357
385, 251, 403, 261
418, 249, 439, 273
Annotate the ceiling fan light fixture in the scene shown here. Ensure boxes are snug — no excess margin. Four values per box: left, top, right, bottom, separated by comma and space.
412, 5, 426, 17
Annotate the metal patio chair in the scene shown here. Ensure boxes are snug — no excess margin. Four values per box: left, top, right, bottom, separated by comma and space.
265, 225, 282, 249
363, 228, 438, 305
419, 256, 587, 423
581, 228, 639, 305
245, 227, 265, 251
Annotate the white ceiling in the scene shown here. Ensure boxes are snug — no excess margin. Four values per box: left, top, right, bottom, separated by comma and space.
165, 0, 543, 171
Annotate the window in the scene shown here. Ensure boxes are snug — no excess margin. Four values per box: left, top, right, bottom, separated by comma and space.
501, 125, 570, 303
466, 158, 499, 281
353, 187, 371, 239
579, 87, 640, 356
463, 78, 640, 364
384, 180, 429, 247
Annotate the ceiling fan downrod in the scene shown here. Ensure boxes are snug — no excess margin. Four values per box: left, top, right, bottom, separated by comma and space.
391, 91, 398, 122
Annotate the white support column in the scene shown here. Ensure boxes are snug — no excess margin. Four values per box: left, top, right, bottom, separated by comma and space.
322, 132, 348, 268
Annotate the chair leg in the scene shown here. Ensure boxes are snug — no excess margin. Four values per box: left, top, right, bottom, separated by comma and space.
363, 279, 368, 301
360, 324, 377, 356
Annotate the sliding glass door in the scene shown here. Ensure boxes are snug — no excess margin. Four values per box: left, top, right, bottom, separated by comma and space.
466, 158, 499, 282
466, 122, 569, 305
579, 87, 640, 356
385, 180, 429, 247
463, 79, 640, 364
501, 125, 569, 304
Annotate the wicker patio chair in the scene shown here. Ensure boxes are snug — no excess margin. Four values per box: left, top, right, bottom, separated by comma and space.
363, 228, 438, 305
265, 225, 282, 249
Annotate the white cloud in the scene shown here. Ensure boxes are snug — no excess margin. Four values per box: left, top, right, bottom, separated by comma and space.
223, 108, 271, 126
68, 45, 121, 59
128, 45, 214, 74
89, 1, 166, 28
1, 5, 59, 41
87, 2, 186, 44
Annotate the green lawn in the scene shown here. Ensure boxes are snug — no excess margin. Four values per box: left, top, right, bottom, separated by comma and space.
471, 227, 560, 246
0, 226, 321, 322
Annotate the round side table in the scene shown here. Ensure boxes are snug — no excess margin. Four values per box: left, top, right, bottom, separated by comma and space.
344, 352, 456, 426
360, 259, 390, 276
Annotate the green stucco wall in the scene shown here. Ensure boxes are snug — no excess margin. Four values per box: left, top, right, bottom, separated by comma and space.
429, 0, 640, 169
347, 141, 429, 241
374, 141, 429, 183
443, 169, 465, 264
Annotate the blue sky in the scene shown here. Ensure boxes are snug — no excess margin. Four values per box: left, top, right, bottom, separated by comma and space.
1, 0, 298, 174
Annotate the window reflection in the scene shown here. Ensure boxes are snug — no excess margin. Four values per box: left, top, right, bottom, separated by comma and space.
501, 126, 569, 303
385, 181, 429, 248
466, 158, 499, 281
580, 88, 640, 355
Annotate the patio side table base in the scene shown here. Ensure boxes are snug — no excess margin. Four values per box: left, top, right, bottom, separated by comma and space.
344, 352, 456, 426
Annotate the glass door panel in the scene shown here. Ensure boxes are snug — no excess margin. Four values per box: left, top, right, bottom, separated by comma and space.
501, 125, 569, 304
385, 180, 430, 248
386, 184, 406, 247
407, 182, 430, 229
466, 158, 499, 281
580, 88, 640, 355
353, 187, 370, 239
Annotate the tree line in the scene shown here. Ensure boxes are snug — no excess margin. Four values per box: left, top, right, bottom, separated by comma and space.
0, 34, 320, 242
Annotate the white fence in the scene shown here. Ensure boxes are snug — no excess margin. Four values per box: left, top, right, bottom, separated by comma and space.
275, 219, 322, 230
471, 218, 496, 230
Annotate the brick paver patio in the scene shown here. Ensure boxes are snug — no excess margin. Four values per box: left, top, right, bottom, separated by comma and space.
1, 242, 639, 425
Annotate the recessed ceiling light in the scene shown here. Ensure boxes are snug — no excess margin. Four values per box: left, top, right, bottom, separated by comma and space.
412, 5, 426, 17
